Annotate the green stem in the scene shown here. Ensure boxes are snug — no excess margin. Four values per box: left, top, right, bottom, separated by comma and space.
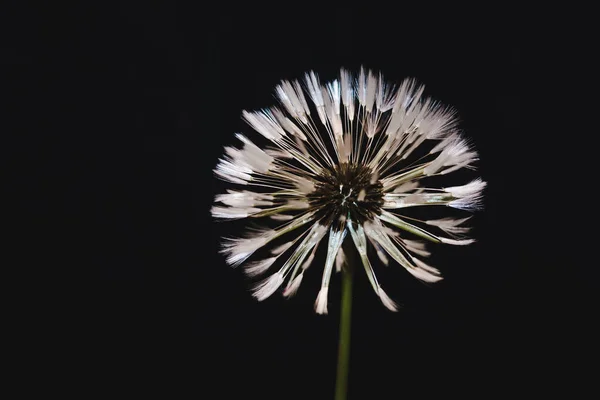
335, 263, 353, 400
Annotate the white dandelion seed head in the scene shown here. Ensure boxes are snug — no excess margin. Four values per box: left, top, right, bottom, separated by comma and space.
212, 67, 486, 313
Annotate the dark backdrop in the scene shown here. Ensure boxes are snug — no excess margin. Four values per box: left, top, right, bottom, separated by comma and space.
12, 3, 586, 398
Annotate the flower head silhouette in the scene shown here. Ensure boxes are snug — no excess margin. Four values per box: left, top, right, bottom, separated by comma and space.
212, 67, 485, 314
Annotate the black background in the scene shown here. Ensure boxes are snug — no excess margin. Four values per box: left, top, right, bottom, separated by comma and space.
9, 3, 589, 398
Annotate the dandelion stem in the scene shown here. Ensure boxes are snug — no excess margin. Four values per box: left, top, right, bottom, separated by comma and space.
335, 261, 353, 400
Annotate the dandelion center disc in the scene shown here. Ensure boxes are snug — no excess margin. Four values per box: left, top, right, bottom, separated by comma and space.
308, 162, 384, 225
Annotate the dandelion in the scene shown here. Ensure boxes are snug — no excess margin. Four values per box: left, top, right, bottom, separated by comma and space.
213, 67, 484, 313
213, 67, 485, 399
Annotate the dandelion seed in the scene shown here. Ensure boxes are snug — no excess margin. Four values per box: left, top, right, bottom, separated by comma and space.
212, 67, 485, 312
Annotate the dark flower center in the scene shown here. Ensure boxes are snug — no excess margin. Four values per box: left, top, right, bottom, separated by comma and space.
308, 162, 384, 225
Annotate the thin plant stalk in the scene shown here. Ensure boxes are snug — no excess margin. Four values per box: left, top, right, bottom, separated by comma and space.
335, 263, 353, 400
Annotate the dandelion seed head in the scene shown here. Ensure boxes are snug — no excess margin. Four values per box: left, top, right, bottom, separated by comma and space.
212, 67, 486, 312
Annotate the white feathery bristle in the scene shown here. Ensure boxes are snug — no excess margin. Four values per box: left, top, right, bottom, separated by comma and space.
265, 147, 292, 159
404, 239, 426, 250
425, 106, 457, 140
340, 68, 351, 105
215, 190, 273, 208
270, 214, 294, 221
301, 252, 315, 271
287, 199, 310, 209
283, 273, 304, 298
448, 193, 484, 211
365, 69, 377, 113
424, 138, 477, 176
304, 71, 326, 125
430, 133, 457, 154
441, 138, 471, 161
412, 257, 440, 275
214, 159, 252, 184
227, 252, 251, 267
228, 233, 272, 252
376, 249, 389, 266
444, 179, 486, 198
293, 80, 311, 121
426, 217, 471, 229
275, 82, 297, 118
406, 265, 443, 283
408, 84, 426, 113
385, 110, 402, 137
340, 134, 352, 162
235, 134, 275, 173
424, 142, 455, 175
215, 190, 249, 207
242, 110, 285, 142
272, 108, 307, 140
408, 247, 431, 258
378, 287, 399, 311
376, 72, 396, 112
305, 71, 324, 106
335, 247, 345, 272
275, 81, 308, 122
294, 135, 310, 156
271, 241, 294, 256
285, 117, 307, 140
244, 257, 277, 277
376, 72, 385, 111
403, 240, 431, 258
221, 234, 271, 266
340, 68, 355, 121
440, 158, 478, 175
366, 237, 388, 265
322, 86, 343, 136
358, 67, 366, 106
211, 205, 260, 220
399, 126, 429, 160
392, 78, 418, 114
365, 117, 378, 138
314, 287, 329, 315
440, 237, 475, 246
392, 181, 419, 193
442, 143, 478, 170
252, 272, 284, 301
327, 80, 341, 115
381, 225, 400, 238
295, 177, 315, 194
307, 223, 329, 246
213, 173, 247, 185
426, 217, 471, 235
